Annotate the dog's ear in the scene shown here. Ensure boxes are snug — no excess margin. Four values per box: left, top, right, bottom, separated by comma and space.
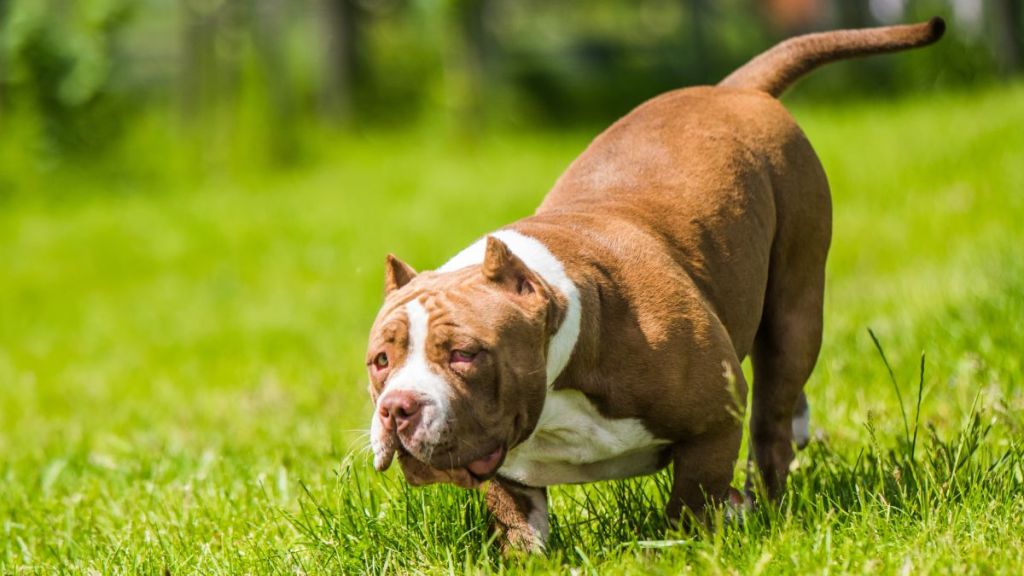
384, 254, 417, 294
482, 236, 542, 299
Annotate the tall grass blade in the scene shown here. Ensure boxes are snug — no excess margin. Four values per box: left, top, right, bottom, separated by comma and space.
867, 328, 911, 445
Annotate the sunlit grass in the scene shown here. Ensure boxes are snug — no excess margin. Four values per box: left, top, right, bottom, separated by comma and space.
1, 85, 1022, 573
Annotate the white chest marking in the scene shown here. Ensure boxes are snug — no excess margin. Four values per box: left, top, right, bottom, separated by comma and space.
439, 230, 667, 486
499, 390, 671, 486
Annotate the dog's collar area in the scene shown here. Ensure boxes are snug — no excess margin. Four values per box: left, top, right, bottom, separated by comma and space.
437, 229, 582, 386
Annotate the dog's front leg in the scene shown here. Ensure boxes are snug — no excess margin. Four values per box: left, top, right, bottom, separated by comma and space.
486, 476, 548, 554
666, 427, 743, 528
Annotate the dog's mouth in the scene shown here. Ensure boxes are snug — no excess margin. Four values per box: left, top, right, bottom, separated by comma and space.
403, 442, 505, 480
464, 445, 505, 481
379, 441, 507, 486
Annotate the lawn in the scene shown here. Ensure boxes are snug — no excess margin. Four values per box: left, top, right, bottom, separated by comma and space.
1, 84, 1023, 574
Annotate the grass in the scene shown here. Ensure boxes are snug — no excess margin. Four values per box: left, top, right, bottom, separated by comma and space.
1, 84, 1023, 574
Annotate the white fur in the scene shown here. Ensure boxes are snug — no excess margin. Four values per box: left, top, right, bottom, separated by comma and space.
438, 229, 581, 386
374, 300, 451, 461
792, 403, 811, 447
525, 489, 550, 551
500, 389, 671, 486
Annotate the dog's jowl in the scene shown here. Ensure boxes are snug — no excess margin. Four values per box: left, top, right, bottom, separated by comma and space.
366, 18, 945, 553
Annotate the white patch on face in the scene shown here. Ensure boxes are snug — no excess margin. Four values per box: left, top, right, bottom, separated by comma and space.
372, 299, 452, 463
438, 229, 581, 386
792, 401, 810, 448
499, 389, 670, 486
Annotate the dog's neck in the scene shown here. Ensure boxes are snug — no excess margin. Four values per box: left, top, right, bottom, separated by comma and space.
437, 229, 583, 386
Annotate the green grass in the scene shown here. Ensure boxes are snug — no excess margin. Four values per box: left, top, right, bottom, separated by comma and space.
2, 84, 1023, 574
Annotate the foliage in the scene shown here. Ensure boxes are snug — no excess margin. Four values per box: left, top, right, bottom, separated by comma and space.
2, 0, 136, 149
0, 0, 1018, 160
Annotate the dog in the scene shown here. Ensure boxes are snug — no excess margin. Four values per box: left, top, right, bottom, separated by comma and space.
365, 18, 945, 552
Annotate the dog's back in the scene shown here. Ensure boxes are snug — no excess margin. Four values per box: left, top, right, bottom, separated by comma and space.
531, 18, 945, 498
537, 17, 946, 360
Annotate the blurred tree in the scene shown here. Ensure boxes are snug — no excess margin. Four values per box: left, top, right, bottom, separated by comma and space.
0, 0, 8, 114
319, 0, 364, 125
447, 0, 495, 134
180, 0, 218, 123
2, 0, 135, 151
993, 0, 1023, 73
0, 0, 1016, 165
178, 0, 301, 165
834, 0, 872, 28
253, 0, 297, 162
684, 0, 712, 82
757, 0, 825, 34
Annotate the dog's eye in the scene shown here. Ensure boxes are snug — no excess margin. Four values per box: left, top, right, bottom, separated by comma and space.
372, 352, 389, 370
450, 349, 477, 364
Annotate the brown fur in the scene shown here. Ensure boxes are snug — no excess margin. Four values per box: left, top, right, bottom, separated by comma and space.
366, 18, 945, 550
521, 85, 827, 505
368, 248, 565, 488
486, 478, 547, 553
720, 17, 945, 96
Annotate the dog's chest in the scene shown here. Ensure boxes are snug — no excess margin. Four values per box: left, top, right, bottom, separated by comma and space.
498, 390, 671, 487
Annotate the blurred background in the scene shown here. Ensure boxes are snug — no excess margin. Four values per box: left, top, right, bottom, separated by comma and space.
2, 3, 1023, 571
0, 0, 1020, 189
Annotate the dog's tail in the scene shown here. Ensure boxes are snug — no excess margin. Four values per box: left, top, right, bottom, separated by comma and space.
718, 17, 945, 98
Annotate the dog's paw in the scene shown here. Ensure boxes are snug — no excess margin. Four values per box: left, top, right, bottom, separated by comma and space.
499, 526, 546, 556
723, 486, 753, 525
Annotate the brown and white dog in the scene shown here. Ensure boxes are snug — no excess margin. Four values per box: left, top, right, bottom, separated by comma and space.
365, 19, 945, 551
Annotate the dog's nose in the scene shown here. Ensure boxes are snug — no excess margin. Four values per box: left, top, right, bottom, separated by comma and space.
379, 391, 423, 433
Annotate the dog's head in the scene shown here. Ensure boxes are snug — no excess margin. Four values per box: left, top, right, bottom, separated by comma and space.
366, 235, 569, 488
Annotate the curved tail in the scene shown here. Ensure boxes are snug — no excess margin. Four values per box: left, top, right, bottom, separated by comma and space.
719, 17, 945, 97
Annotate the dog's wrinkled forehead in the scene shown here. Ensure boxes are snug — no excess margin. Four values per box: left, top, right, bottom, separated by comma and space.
371, 231, 583, 387
371, 267, 513, 352
375, 296, 451, 404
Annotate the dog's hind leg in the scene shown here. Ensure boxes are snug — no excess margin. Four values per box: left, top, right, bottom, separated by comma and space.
749, 267, 824, 499
749, 164, 830, 500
